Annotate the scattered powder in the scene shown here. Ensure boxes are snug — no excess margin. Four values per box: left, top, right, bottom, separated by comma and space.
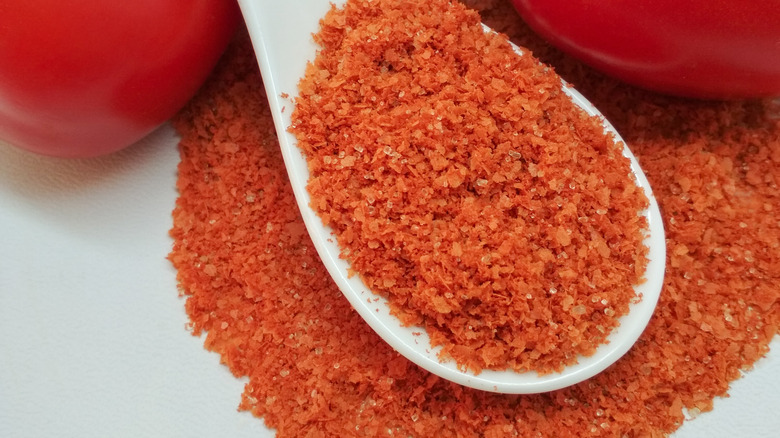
169, 0, 779, 436
289, 0, 649, 374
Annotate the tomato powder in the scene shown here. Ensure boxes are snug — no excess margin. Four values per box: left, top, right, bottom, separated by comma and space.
289, 0, 649, 374
169, 0, 779, 436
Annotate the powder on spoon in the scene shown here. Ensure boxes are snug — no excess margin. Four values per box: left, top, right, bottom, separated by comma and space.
169, 0, 779, 436
289, 0, 649, 374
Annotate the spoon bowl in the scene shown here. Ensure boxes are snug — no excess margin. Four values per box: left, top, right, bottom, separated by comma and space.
237, 0, 665, 394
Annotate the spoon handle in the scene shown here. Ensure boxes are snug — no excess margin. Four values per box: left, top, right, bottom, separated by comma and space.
237, 0, 333, 223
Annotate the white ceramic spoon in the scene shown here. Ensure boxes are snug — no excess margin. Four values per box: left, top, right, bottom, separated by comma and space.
237, 0, 666, 394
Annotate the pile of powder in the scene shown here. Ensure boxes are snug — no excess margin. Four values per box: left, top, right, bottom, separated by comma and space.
289, 0, 649, 374
169, 0, 779, 436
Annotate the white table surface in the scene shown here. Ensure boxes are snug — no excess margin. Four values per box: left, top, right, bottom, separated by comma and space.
1, 124, 778, 437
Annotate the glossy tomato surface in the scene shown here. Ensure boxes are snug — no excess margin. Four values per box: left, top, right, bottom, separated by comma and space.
511, 0, 780, 98
0, 0, 240, 157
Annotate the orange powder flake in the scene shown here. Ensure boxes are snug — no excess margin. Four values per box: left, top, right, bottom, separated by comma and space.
169, 0, 779, 437
290, 0, 649, 374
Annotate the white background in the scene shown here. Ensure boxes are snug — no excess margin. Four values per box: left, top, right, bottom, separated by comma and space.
1, 125, 778, 437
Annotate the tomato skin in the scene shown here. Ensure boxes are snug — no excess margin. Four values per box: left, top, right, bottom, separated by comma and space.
511, 0, 780, 99
0, 1, 240, 157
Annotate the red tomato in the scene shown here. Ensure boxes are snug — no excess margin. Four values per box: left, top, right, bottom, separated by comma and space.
511, 0, 780, 99
0, 0, 240, 157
